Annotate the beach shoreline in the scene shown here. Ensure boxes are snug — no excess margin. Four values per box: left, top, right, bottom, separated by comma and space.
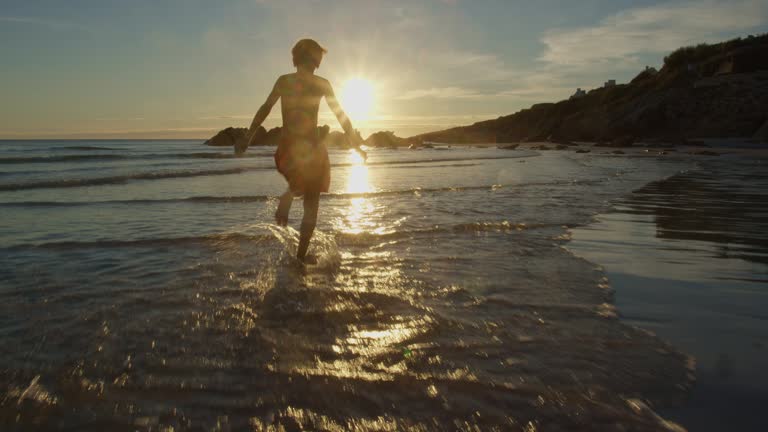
568, 152, 768, 431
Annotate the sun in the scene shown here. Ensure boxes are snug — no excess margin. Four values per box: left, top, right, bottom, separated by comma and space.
338, 78, 375, 122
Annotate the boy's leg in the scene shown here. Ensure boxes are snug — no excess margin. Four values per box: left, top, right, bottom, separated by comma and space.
297, 190, 320, 261
275, 190, 293, 226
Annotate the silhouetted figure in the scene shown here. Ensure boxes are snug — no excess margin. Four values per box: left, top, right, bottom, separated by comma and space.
246, 38, 366, 262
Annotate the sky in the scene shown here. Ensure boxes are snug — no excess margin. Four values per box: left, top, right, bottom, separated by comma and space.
1, 0, 766, 139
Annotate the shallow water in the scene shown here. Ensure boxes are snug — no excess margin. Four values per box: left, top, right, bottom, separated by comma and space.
0, 140, 699, 430
569, 155, 768, 431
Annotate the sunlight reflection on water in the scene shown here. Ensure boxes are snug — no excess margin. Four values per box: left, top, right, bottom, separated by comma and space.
334, 150, 395, 235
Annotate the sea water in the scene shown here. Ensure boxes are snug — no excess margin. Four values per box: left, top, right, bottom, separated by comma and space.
0, 139, 758, 430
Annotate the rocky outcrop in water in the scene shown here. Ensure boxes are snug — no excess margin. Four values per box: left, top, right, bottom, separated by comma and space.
205, 127, 251, 147
409, 34, 768, 145
364, 131, 409, 148
207, 124, 407, 154
755, 118, 768, 142
207, 125, 354, 155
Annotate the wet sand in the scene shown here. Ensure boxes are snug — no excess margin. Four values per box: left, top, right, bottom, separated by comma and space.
569, 152, 768, 431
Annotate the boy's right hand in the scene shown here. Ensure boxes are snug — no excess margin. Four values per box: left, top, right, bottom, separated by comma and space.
356, 147, 368, 162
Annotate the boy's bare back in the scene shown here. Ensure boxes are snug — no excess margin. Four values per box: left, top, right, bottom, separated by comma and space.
277, 73, 327, 139
261, 72, 351, 142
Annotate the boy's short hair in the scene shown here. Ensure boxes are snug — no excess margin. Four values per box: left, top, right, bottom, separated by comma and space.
292, 38, 327, 68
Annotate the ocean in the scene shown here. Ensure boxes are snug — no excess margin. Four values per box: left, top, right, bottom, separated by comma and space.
0, 140, 765, 430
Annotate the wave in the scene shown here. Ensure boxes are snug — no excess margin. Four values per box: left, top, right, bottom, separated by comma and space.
0, 152, 272, 164
0, 167, 271, 191
56, 146, 118, 151
0, 184, 506, 206
0, 152, 529, 165
336, 221, 560, 245
0, 155, 536, 191
0, 178, 605, 205
5, 220, 557, 250
350, 154, 533, 167
4, 232, 272, 250
0, 155, 131, 164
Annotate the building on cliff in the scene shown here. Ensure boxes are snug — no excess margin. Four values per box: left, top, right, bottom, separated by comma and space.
570, 88, 586, 99
603, 79, 616, 88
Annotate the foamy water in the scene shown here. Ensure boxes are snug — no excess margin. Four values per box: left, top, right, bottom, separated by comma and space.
1, 140, 697, 430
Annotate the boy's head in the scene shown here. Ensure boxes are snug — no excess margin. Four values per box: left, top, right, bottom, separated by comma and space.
292, 38, 327, 69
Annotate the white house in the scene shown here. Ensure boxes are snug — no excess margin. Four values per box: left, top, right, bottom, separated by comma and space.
570, 88, 587, 99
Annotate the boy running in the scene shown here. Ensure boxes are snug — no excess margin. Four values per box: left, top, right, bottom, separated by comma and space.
245, 38, 366, 262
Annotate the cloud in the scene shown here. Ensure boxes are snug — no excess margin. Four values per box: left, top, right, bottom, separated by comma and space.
0, 16, 91, 33
434, 50, 517, 83
396, 86, 484, 100
394, 83, 576, 102
540, 0, 768, 66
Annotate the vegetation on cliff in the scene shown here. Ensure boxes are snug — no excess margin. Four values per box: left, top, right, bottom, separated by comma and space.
410, 34, 768, 144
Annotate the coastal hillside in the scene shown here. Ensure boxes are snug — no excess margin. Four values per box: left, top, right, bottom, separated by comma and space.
410, 34, 768, 144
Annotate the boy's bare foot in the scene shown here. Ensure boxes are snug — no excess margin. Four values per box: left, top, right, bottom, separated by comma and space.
275, 208, 289, 226
298, 253, 318, 265
275, 192, 293, 226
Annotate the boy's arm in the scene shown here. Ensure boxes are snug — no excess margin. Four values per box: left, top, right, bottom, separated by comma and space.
324, 82, 366, 159
247, 78, 281, 147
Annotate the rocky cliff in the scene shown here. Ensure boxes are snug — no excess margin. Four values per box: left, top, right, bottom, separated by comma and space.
409, 34, 768, 144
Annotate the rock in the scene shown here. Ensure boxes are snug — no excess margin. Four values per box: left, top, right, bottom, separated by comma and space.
532, 145, 551, 151
262, 127, 282, 146
680, 138, 709, 147
205, 127, 250, 147
497, 144, 519, 150
612, 150, 626, 154
755, 118, 768, 142
575, 149, 591, 153
408, 142, 434, 149
365, 131, 408, 148
645, 142, 676, 148
323, 130, 348, 148
693, 150, 720, 156
596, 136, 635, 147
555, 144, 568, 150
318, 124, 330, 141
209, 124, 346, 156
547, 135, 575, 146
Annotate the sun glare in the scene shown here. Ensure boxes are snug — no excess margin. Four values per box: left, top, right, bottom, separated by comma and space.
339, 78, 375, 122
